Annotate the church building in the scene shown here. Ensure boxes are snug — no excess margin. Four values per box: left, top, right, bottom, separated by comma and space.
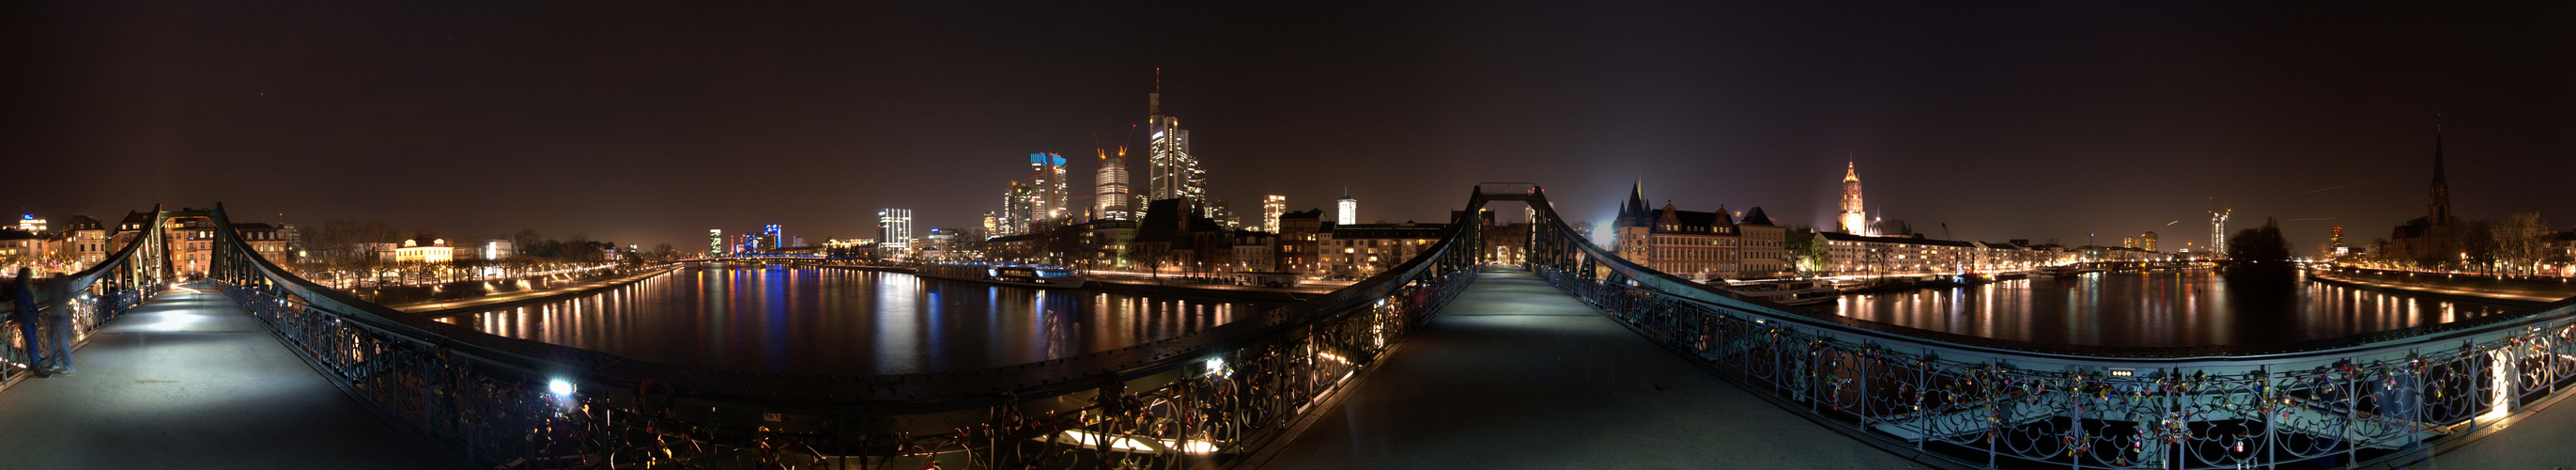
2378, 129, 2460, 267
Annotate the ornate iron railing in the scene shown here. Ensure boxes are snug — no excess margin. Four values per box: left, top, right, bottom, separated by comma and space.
192, 189, 1500, 468
1520, 197, 2576, 468
1, 207, 171, 385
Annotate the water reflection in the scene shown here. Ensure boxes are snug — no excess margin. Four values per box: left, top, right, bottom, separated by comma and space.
455, 265, 1266, 374
1832, 269, 2520, 349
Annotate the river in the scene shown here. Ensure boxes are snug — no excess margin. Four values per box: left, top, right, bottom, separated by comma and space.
1830, 268, 2528, 349
440, 264, 1275, 375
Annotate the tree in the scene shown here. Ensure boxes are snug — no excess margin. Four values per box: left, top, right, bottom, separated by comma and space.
2225, 217, 2291, 263
1782, 227, 1827, 275
512, 229, 544, 257
2461, 220, 2497, 273
1133, 242, 1171, 284
2492, 212, 2551, 274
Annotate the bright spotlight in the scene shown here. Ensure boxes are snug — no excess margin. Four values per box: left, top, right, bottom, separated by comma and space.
548, 379, 574, 397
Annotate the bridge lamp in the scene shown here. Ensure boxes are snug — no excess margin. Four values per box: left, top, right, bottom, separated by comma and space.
548, 379, 575, 398
1203, 357, 1226, 377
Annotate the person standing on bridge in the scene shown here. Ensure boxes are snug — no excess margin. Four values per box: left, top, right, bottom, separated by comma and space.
37, 273, 72, 375
9, 268, 49, 378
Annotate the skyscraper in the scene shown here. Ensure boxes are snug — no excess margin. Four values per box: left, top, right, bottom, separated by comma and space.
707, 229, 723, 257
2210, 209, 2230, 255
1263, 195, 1286, 233
1839, 159, 1869, 235
1096, 148, 1135, 221
1029, 152, 1068, 221
1145, 70, 1209, 216
1211, 200, 1237, 230
763, 224, 782, 249
1337, 189, 1358, 225
2141, 231, 2158, 251
1001, 182, 1036, 235
878, 209, 912, 258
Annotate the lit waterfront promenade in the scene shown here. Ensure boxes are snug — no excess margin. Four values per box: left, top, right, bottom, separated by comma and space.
0, 285, 448, 469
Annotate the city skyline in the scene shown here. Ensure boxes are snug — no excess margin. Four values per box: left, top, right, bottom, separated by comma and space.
7, 3, 2572, 249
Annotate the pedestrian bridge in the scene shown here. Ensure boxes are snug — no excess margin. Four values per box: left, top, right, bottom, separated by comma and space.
4, 189, 2574, 468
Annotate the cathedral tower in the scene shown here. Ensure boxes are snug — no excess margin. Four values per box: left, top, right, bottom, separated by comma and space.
1838, 159, 1868, 235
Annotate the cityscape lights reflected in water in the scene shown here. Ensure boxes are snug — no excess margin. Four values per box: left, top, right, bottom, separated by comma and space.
445, 265, 1272, 374
1830, 269, 2522, 349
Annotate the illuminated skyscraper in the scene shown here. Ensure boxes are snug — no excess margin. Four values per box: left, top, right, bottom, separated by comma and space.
1263, 195, 1287, 233
1000, 182, 1036, 236
2210, 209, 2230, 255
2141, 231, 2159, 252
707, 229, 723, 257
762, 224, 782, 249
1029, 152, 1068, 221
1839, 159, 1869, 235
878, 209, 912, 258
1337, 189, 1358, 226
1096, 148, 1135, 221
1145, 70, 1209, 216
1211, 199, 1237, 229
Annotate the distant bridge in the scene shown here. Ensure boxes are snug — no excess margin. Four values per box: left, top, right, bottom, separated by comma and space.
3, 187, 2573, 468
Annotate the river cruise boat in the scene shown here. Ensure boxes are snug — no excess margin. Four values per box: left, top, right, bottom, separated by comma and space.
2034, 265, 2082, 277
917, 263, 1088, 289
1722, 280, 1840, 306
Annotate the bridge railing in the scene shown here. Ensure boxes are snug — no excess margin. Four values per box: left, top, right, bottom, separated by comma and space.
193, 191, 1502, 468
1, 208, 170, 386
1519, 196, 2576, 468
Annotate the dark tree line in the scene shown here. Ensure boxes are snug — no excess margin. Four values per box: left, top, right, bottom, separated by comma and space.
2226, 217, 2292, 263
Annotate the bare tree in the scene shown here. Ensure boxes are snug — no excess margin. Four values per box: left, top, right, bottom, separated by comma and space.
2493, 212, 2551, 274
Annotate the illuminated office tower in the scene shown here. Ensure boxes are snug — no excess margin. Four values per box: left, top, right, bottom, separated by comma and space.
878, 209, 913, 258
1337, 189, 1358, 226
1145, 70, 1209, 216
1000, 182, 1037, 236
1029, 152, 1068, 221
1096, 148, 1135, 221
708, 229, 723, 257
1263, 196, 1287, 233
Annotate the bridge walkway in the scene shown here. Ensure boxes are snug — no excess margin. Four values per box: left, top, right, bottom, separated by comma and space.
1256, 267, 1917, 469
0, 284, 451, 468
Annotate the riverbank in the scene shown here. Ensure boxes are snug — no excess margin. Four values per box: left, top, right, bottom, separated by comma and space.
2308, 270, 2566, 306
1086, 277, 1327, 303
393, 265, 679, 317
816, 264, 914, 274
811, 264, 1334, 303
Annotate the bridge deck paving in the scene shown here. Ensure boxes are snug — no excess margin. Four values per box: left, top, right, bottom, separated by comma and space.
1257, 268, 1919, 469
0, 286, 452, 469
2430, 394, 2576, 469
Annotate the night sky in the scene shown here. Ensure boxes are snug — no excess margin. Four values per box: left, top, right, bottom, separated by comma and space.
8, 2, 2572, 250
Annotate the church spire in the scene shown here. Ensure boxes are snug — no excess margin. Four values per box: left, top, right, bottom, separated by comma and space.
2429, 124, 2451, 226
1621, 178, 1651, 223
2432, 124, 2445, 184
